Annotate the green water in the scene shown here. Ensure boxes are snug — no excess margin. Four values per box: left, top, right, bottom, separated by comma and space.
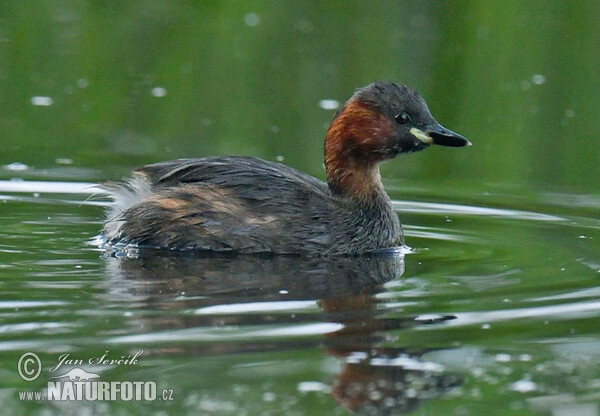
1, 1, 600, 415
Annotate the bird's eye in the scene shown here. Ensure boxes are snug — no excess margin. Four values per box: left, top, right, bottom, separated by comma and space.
394, 112, 411, 124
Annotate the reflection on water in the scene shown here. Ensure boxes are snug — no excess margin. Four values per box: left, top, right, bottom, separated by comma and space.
1, 179, 599, 415
2, 0, 600, 413
104, 250, 461, 415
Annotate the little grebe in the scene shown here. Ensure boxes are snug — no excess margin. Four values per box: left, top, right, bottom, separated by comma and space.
103, 82, 470, 255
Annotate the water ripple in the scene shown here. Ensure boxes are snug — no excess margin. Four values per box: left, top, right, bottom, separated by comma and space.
393, 200, 565, 222
443, 300, 600, 328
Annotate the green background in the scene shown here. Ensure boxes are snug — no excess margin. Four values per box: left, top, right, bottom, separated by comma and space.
1, 2, 600, 416
2, 1, 598, 190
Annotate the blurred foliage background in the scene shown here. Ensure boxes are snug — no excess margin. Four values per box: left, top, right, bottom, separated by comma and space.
2, 4, 600, 415
1, 0, 599, 191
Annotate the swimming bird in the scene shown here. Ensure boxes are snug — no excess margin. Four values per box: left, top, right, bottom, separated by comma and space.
103, 82, 470, 255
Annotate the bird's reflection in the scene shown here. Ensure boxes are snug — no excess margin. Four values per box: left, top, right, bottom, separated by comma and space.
103, 248, 461, 414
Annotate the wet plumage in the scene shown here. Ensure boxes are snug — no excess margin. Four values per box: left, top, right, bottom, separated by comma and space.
103, 82, 470, 255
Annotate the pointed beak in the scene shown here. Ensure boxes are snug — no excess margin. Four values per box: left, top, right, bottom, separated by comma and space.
410, 123, 471, 147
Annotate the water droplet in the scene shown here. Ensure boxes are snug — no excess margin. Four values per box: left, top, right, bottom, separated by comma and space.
510, 379, 537, 393
244, 13, 261, 27
481, 324, 491, 329
275, 155, 284, 162
151, 87, 167, 97
531, 74, 546, 85
3, 162, 29, 171
31, 96, 54, 106
319, 99, 340, 110
32, 192, 39, 198
495, 353, 511, 362
77, 78, 89, 88
262, 392, 276, 402
368, 390, 383, 401
279, 289, 288, 295
472, 367, 484, 377
297, 381, 328, 393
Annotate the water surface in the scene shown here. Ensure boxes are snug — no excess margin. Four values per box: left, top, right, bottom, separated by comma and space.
1, 176, 599, 415
1, 1, 600, 415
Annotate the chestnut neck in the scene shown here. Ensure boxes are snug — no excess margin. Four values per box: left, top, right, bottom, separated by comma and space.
324, 100, 392, 205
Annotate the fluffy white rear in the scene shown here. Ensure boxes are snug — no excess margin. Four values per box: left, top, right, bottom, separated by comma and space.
102, 173, 153, 240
